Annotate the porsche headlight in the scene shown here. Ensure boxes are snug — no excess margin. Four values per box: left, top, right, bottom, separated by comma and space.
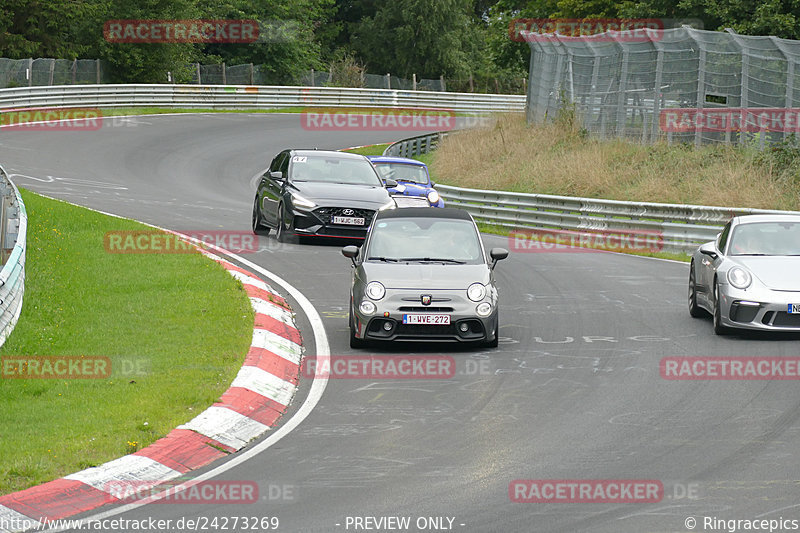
467, 283, 487, 302
727, 266, 752, 289
427, 190, 441, 205
379, 200, 396, 211
366, 281, 386, 300
290, 192, 316, 209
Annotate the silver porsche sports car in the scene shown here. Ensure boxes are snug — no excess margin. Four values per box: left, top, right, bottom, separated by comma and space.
689, 214, 800, 334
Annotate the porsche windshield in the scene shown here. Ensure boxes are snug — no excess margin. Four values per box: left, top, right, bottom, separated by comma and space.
728, 221, 800, 256
366, 218, 484, 264
372, 163, 428, 184
290, 155, 382, 186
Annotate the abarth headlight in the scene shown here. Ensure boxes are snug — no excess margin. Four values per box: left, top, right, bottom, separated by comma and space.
467, 283, 486, 302
366, 281, 386, 300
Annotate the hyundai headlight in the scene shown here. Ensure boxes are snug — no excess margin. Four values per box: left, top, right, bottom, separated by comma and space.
366, 281, 386, 300
467, 283, 486, 302
379, 200, 396, 211
727, 266, 752, 289
290, 192, 316, 209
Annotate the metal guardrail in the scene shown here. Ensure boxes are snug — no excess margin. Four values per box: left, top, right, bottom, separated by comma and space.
383, 132, 448, 157
384, 132, 799, 254
0, 84, 525, 114
0, 165, 27, 347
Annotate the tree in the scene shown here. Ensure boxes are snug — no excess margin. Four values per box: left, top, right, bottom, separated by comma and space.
351, 0, 478, 78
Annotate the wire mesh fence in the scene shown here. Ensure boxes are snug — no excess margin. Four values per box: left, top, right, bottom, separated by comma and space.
0, 58, 106, 88
0, 57, 524, 94
525, 27, 800, 147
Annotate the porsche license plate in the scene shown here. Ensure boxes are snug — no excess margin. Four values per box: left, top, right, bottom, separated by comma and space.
402, 314, 451, 325
789, 304, 800, 314
332, 216, 365, 225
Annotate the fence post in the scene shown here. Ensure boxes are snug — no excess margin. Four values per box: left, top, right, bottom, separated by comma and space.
48, 59, 55, 85
650, 30, 665, 142
413, 73, 417, 91
612, 37, 629, 138
196, 63, 201, 84
386, 73, 391, 89
71, 59, 77, 84
310, 68, 315, 86
96, 59, 101, 83
222, 62, 226, 84
771, 36, 795, 142
683, 27, 705, 147
27, 58, 33, 86
469, 74, 474, 92
249, 63, 254, 84
440, 75, 446, 92
725, 29, 749, 147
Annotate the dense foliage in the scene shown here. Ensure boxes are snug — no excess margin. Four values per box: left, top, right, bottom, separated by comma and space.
1, 0, 798, 84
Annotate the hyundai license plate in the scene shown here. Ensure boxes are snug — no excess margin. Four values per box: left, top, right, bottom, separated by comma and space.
402, 314, 451, 325
332, 216, 365, 225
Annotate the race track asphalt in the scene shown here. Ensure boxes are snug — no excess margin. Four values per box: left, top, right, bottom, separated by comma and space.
2, 112, 800, 532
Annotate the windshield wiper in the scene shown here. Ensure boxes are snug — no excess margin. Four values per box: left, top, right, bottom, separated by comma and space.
735, 253, 768, 256
399, 257, 466, 264
367, 256, 400, 262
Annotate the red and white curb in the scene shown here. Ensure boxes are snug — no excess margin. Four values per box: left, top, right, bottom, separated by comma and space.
0, 249, 303, 532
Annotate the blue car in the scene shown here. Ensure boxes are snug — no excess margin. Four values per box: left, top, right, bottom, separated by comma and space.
367, 156, 444, 208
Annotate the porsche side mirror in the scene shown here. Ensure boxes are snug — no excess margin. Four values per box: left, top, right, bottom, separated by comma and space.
700, 248, 718, 260
490, 247, 509, 269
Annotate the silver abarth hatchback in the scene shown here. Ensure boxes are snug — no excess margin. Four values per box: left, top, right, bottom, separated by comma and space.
342, 207, 508, 348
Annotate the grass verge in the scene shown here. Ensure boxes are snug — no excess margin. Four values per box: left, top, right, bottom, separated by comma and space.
341, 143, 390, 156
429, 113, 800, 211
0, 190, 254, 494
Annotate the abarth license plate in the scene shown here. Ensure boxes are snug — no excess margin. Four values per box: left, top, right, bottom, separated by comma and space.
332, 216, 365, 225
402, 314, 451, 325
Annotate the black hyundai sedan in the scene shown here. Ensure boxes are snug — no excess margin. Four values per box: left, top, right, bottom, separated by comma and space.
252, 149, 397, 242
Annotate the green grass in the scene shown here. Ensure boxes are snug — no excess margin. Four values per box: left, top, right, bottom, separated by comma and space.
0, 190, 254, 494
341, 143, 391, 156
100, 107, 307, 117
